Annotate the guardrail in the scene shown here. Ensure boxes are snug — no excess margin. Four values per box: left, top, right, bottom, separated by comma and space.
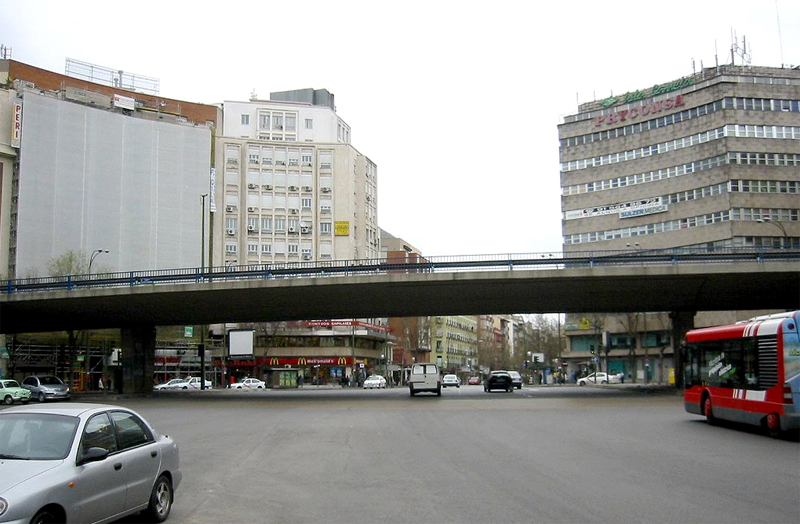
3, 247, 799, 295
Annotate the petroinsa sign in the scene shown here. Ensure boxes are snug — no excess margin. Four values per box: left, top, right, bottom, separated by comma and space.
595, 75, 692, 127
594, 95, 685, 127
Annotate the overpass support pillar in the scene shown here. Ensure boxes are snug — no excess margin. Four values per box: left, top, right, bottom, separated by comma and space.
669, 311, 695, 390
121, 326, 156, 395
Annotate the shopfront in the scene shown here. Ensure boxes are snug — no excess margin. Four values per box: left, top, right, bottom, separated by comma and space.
216, 356, 354, 388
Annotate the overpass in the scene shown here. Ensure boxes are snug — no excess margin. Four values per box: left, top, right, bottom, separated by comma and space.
1, 248, 798, 392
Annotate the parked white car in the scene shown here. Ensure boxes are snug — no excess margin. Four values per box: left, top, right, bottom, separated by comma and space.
577, 372, 621, 386
180, 377, 212, 389
230, 377, 266, 389
363, 375, 387, 389
154, 378, 188, 390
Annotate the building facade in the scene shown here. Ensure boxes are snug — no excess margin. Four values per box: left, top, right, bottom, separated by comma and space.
0, 60, 219, 280
558, 64, 800, 381
217, 90, 379, 269
209, 90, 384, 387
430, 315, 478, 380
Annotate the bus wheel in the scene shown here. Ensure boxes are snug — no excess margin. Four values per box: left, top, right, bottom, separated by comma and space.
703, 396, 716, 426
766, 413, 782, 438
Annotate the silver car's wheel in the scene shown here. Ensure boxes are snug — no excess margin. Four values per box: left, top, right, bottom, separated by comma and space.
38, 392, 46, 402
30, 507, 62, 524
144, 474, 173, 522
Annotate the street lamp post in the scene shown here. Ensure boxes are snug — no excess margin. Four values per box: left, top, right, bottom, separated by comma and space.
88, 249, 109, 274
757, 218, 788, 238
200, 194, 208, 390
85, 249, 108, 391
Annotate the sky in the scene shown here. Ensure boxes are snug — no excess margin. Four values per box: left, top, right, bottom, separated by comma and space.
2, 0, 798, 257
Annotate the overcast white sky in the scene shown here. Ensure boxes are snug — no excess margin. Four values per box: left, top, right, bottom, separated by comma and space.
2, 0, 798, 257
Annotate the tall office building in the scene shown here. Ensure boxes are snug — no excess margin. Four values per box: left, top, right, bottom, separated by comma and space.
557, 64, 800, 381
217, 89, 379, 268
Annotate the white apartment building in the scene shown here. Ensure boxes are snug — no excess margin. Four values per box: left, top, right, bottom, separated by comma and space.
216, 89, 379, 267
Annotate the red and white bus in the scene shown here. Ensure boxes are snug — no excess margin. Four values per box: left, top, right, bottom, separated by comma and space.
683, 310, 800, 436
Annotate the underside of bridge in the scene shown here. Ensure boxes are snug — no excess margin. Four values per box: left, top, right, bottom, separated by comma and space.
1, 262, 797, 394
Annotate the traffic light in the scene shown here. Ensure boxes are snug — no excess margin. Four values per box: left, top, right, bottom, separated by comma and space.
589, 344, 595, 355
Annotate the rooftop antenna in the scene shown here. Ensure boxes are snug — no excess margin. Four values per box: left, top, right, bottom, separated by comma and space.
776, 0, 785, 67
0, 44, 11, 59
731, 30, 752, 66
250, 89, 258, 101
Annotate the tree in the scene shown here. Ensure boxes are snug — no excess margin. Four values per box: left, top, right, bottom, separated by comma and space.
47, 250, 91, 389
620, 313, 641, 383
48, 250, 89, 276
589, 314, 607, 373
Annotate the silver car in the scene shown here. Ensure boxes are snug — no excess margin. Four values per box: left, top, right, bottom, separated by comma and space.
20, 375, 71, 402
0, 403, 181, 523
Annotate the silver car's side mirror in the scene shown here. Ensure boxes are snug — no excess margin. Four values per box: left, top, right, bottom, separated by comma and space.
78, 447, 110, 466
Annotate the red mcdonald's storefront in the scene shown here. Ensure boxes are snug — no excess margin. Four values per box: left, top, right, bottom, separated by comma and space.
214, 356, 356, 387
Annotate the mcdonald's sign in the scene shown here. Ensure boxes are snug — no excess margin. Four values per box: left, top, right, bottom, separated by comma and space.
298, 357, 307, 366
338, 357, 347, 365
269, 357, 280, 366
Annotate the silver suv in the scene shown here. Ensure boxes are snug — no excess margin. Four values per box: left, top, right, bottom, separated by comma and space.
508, 371, 523, 389
21, 375, 71, 402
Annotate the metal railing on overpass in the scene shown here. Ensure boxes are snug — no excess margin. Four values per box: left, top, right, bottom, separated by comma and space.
3, 246, 798, 295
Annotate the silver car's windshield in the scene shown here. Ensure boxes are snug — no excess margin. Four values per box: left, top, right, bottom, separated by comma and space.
0, 413, 79, 460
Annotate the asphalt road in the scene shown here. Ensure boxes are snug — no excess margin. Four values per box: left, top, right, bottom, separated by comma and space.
77, 385, 800, 523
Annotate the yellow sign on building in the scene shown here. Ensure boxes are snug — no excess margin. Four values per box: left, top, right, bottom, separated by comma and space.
335, 221, 350, 236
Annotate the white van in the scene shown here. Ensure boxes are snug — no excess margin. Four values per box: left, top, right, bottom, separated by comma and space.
408, 363, 441, 396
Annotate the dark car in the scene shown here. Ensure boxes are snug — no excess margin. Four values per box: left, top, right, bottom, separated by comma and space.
21, 375, 71, 402
484, 371, 514, 392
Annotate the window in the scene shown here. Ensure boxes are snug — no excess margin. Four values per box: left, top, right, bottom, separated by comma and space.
241, 114, 249, 125
225, 244, 237, 255
305, 118, 313, 130
273, 115, 283, 130
320, 222, 332, 235
286, 115, 297, 132
80, 413, 117, 457
110, 411, 153, 450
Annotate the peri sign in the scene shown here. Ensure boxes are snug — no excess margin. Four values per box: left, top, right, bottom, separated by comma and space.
11, 102, 22, 148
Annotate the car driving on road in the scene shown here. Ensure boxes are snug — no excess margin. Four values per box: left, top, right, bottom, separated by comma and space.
442, 374, 460, 388
484, 371, 514, 392
363, 375, 387, 389
508, 371, 523, 389
408, 363, 441, 396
